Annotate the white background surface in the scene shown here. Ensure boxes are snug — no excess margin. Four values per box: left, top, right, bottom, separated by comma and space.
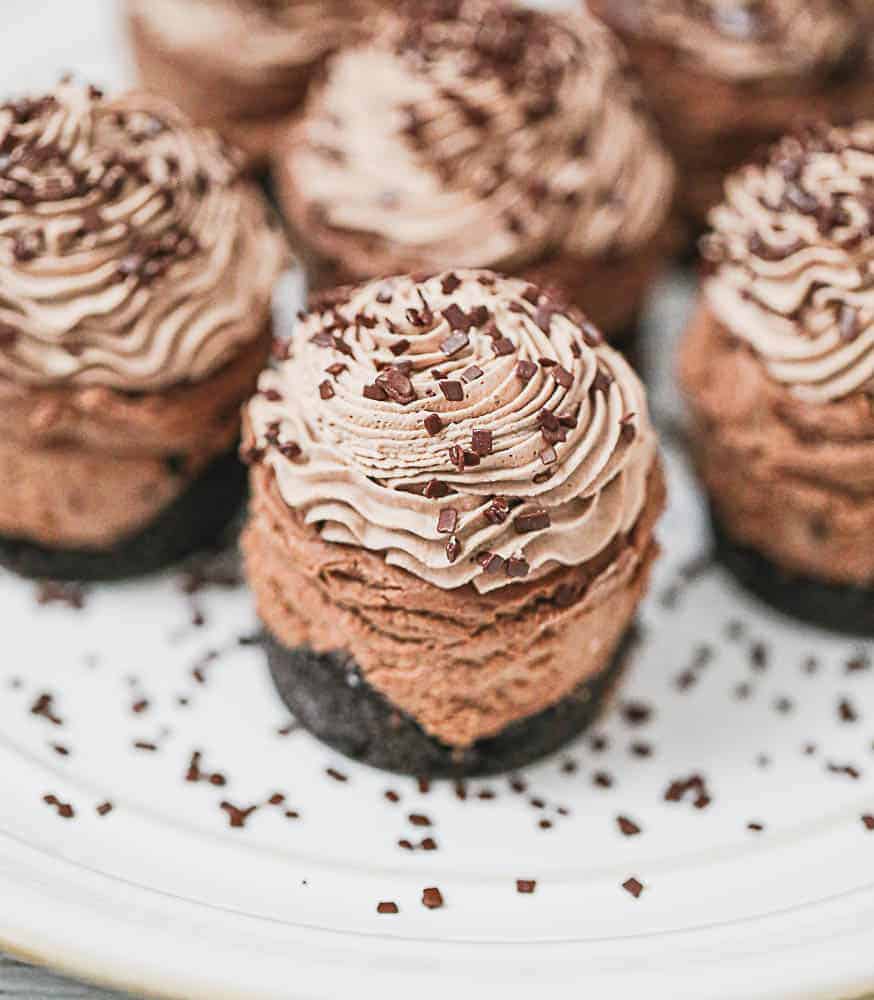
2, 3, 874, 1000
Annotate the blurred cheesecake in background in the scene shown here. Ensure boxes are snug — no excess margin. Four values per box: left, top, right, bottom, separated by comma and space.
126, 0, 382, 169
589, 0, 874, 233
272, 0, 675, 349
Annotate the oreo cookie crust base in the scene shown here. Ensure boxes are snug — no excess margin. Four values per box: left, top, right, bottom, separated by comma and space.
710, 510, 874, 638
0, 449, 247, 583
264, 629, 637, 778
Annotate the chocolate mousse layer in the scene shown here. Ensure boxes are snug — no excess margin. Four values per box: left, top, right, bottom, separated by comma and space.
0, 82, 287, 578
127, 0, 378, 169
680, 122, 874, 633
275, 0, 675, 341
243, 270, 664, 771
591, 0, 874, 231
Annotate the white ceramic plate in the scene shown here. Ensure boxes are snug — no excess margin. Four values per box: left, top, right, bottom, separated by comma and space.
3, 4, 874, 1000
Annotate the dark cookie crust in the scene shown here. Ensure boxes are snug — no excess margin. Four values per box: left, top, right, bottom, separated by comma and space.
0, 449, 247, 582
264, 629, 637, 777
710, 508, 874, 637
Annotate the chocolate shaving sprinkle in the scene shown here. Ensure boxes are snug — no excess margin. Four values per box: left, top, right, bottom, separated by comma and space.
484, 496, 510, 524
506, 556, 530, 578
390, 338, 411, 357
461, 365, 483, 383
424, 479, 451, 499
477, 552, 505, 574
591, 369, 613, 394
445, 535, 462, 563
319, 380, 335, 400
516, 360, 537, 382
539, 445, 557, 465
617, 816, 641, 837
379, 367, 417, 404
514, 508, 550, 534
422, 887, 444, 909
838, 303, 860, 341
553, 365, 573, 389
516, 880, 537, 894
439, 380, 464, 401
424, 412, 444, 436
492, 337, 515, 357
440, 331, 469, 357
471, 428, 493, 456
363, 382, 389, 401
377, 902, 399, 914
441, 273, 461, 295
622, 877, 644, 899
437, 508, 458, 534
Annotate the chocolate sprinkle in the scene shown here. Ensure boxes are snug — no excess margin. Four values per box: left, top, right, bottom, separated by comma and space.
492, 337, 515, 357
622, 877, 644, 899
506, 555, 530, 578
377, 902, 399, 914
440, 331, 469, 357
516, 880, 537, 894
516, 360, 537, 382
424, 412, 444, 436
439, 380, 464, 401
445, 535, 462, 563
422, 887, 444, 909
319, 380, 335, 400
437, 508, 458, 534
514, 508, 550, 534
471, 428, 493, 456
484, 496, 510, 524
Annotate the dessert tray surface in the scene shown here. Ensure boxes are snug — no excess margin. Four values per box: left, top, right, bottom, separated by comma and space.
2, 3, 874, 999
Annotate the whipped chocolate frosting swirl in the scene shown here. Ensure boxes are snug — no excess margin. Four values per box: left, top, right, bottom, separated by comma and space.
248, 270, 657, 593
704, 122, 874, 403
284, 0, 673, 275
0, 81, 287, 391
598, 0, 870, 81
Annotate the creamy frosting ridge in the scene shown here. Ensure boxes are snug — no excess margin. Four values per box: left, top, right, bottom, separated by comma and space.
596, 0, 871, 81
248, 270, 657, 593
283, 0, 673, 276
704, 121, 874, 404
0, 81, 287, 391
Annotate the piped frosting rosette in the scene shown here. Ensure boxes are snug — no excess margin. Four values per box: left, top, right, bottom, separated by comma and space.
283, 0, 673, 275
704, 121, 874, 403
248, 270, 657, 594
0, 80, 287, 391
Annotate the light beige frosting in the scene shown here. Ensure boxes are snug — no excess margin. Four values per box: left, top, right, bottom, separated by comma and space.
0, 82, 287, 391
283, 0, 673, 275
597, 0, 871, 81
704, 121, 874, 404
248, 270, 657, 593
127, 0, 374, 85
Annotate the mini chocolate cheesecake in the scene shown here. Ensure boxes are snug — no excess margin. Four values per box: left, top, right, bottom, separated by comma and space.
590, 0, 874, 235
243, 270, 665, 776
0, 81, 288, 581
126, 0, 380, 170
272, 0, 675, 347
680, 122, 874, 635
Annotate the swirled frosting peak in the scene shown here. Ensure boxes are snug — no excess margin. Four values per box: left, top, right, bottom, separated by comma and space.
247, 270, 657, 593
0, 80, 287, 391
282, 0, 673, 277
704, 121, 874, 403
596, 0, 870, 81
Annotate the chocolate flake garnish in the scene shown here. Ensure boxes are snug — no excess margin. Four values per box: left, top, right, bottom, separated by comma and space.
838, 303, 860, 341
516, 880, 537, 894
514, 508, 550, 534
379, 367, 417, 405
617, 816, 641, 837
516, 360, 537, 382
424, 412, 444, 436
591, 369, 613, 394
440, 331, 469, 357
477, 552, 505, 574
437, 508, 458, 534
622, 877, 644, 899
862, 815, 874, 831
326, 767, 348, 782
553, 365, 573, 389
461, 365, 483, 383
422, 887, 444, 909
390, 338, 411, 356
492, 337, 515, 357
220, 801, 257, 828
377, 902, 399, 914
441, 272, 461, 295
539, 445, 557, 465
484, 496, 510, 524
424, 479, 451, 499
445, 535, 462, 563
409, 813, 432, 827
506, 556, 530, 578
319, 380, 335, 400
43, 794, 74, 819
439, 380, 464, 401
471, 428, 493, 456
96, 801, 113, 817
363, 383, 389, 401
31, 693, 62, 726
